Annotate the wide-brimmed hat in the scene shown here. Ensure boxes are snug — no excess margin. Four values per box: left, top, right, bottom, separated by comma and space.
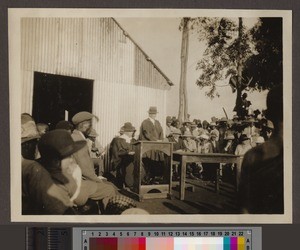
172, 128, 182, 135
246, 117, 255, 123
72, 111, 98, 125
182, 131, 193, 137
219, 117, 228, 122
266, 120, 274, 129
190, 122, 197, 127
122, 122, 136, 132
210, 122, 217, 127
239, 134, 250, 142
148, 106, 158, 114
211, 116, 218, 122
38, 129, 86, 159
255, 136, 265, 144
21, 114, 40, 143
232, 115, 239, 120
199, 133, 210, 140
210, 131, 218, 138
224, 133, 235, 140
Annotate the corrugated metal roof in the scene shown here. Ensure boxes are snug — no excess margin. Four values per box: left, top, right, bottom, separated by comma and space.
113, 18, 174, 87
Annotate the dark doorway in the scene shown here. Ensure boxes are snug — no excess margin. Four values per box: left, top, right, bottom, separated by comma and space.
32, 72, 94, 130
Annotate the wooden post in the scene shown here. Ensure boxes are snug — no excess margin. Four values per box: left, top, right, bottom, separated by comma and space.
178, 18, 190, 124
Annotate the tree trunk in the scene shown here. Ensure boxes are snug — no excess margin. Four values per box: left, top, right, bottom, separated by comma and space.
178, 18, 190, 124
235, 17, 244, 118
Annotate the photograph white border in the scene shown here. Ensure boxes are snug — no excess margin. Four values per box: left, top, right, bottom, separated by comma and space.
9, 8, 292, 223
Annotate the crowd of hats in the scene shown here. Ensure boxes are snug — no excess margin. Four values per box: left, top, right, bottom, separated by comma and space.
166, 113, 273, 143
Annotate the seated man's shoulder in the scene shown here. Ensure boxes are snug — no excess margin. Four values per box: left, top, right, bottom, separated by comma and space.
243, 140, 281, 167
22, 159, 47, 174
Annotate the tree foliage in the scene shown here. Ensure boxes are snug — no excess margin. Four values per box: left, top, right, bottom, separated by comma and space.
185, 17, 282, 99
243, 18, 283, 90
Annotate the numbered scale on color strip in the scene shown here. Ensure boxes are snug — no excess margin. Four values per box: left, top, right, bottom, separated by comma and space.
74, 227, 261, 250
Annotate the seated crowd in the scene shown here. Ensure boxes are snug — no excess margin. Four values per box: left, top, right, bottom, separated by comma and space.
22, 86, 282, 215
21, 112, 147, 215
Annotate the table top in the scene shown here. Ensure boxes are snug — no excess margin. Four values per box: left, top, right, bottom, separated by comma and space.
132, 140, 173, 145
173, 151, 241, 158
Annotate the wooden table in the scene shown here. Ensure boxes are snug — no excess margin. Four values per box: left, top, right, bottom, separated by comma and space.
173, 152, 243, 200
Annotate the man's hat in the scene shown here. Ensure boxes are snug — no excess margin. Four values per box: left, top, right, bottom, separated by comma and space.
55, 120, 74, 131
255, 136, 265, 144
246, 117, 255, 123
122, 122, 136, 132
210, 131, 218, 138
190, 122, 197, 127
199, 133, 210, 140
148, 106, 158, 114
38, 129, 86, 159
172, 128, 182, 135
21, 113, 40, 143
266, 120, 274, 129
182, 131, 193, 137
224, 133, 235, 140
239, 134, 250, 142
72, 111, 98, 125
210, 122, 217, 127
232, 115, 239, 120
166, 116, 172, 123
219, 117, 228, 122
211, 116, 218, 122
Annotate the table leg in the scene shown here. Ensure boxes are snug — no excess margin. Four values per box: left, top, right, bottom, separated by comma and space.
236, 156, 243, 191
180, 156, 187, 200
215, 164, 220, 194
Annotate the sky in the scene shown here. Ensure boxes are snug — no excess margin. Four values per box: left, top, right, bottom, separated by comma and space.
116, 18, 268, 121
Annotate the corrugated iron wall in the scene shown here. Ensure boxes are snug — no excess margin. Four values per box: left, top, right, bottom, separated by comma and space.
21, 18, 171, 156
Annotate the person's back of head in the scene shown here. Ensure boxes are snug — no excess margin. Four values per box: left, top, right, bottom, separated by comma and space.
266, 85, 283, 126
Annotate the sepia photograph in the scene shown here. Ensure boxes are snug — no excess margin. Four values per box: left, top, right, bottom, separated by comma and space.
9, 9, 292, 223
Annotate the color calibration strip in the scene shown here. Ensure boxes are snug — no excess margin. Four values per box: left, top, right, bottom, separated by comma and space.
89, 237, 245, 250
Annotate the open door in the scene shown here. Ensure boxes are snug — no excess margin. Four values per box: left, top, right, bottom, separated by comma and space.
32, 72, 94, 130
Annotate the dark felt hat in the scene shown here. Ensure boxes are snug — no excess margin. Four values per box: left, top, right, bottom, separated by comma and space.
239, 134, 250, 142
38, 129, 86, 159
122, 122, 136, 132
55, 120, 74, 130
148, 106, 158, 114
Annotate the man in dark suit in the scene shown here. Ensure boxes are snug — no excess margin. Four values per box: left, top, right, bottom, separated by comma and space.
139, 107, 165, 184
139, 106, 163, 142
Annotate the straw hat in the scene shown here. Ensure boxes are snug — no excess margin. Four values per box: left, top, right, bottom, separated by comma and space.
21, 114, 40, 143
255, 136, 265, 144
224, 133, 235, 140
199, 133, 209, 140
182, 131, 193, 137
